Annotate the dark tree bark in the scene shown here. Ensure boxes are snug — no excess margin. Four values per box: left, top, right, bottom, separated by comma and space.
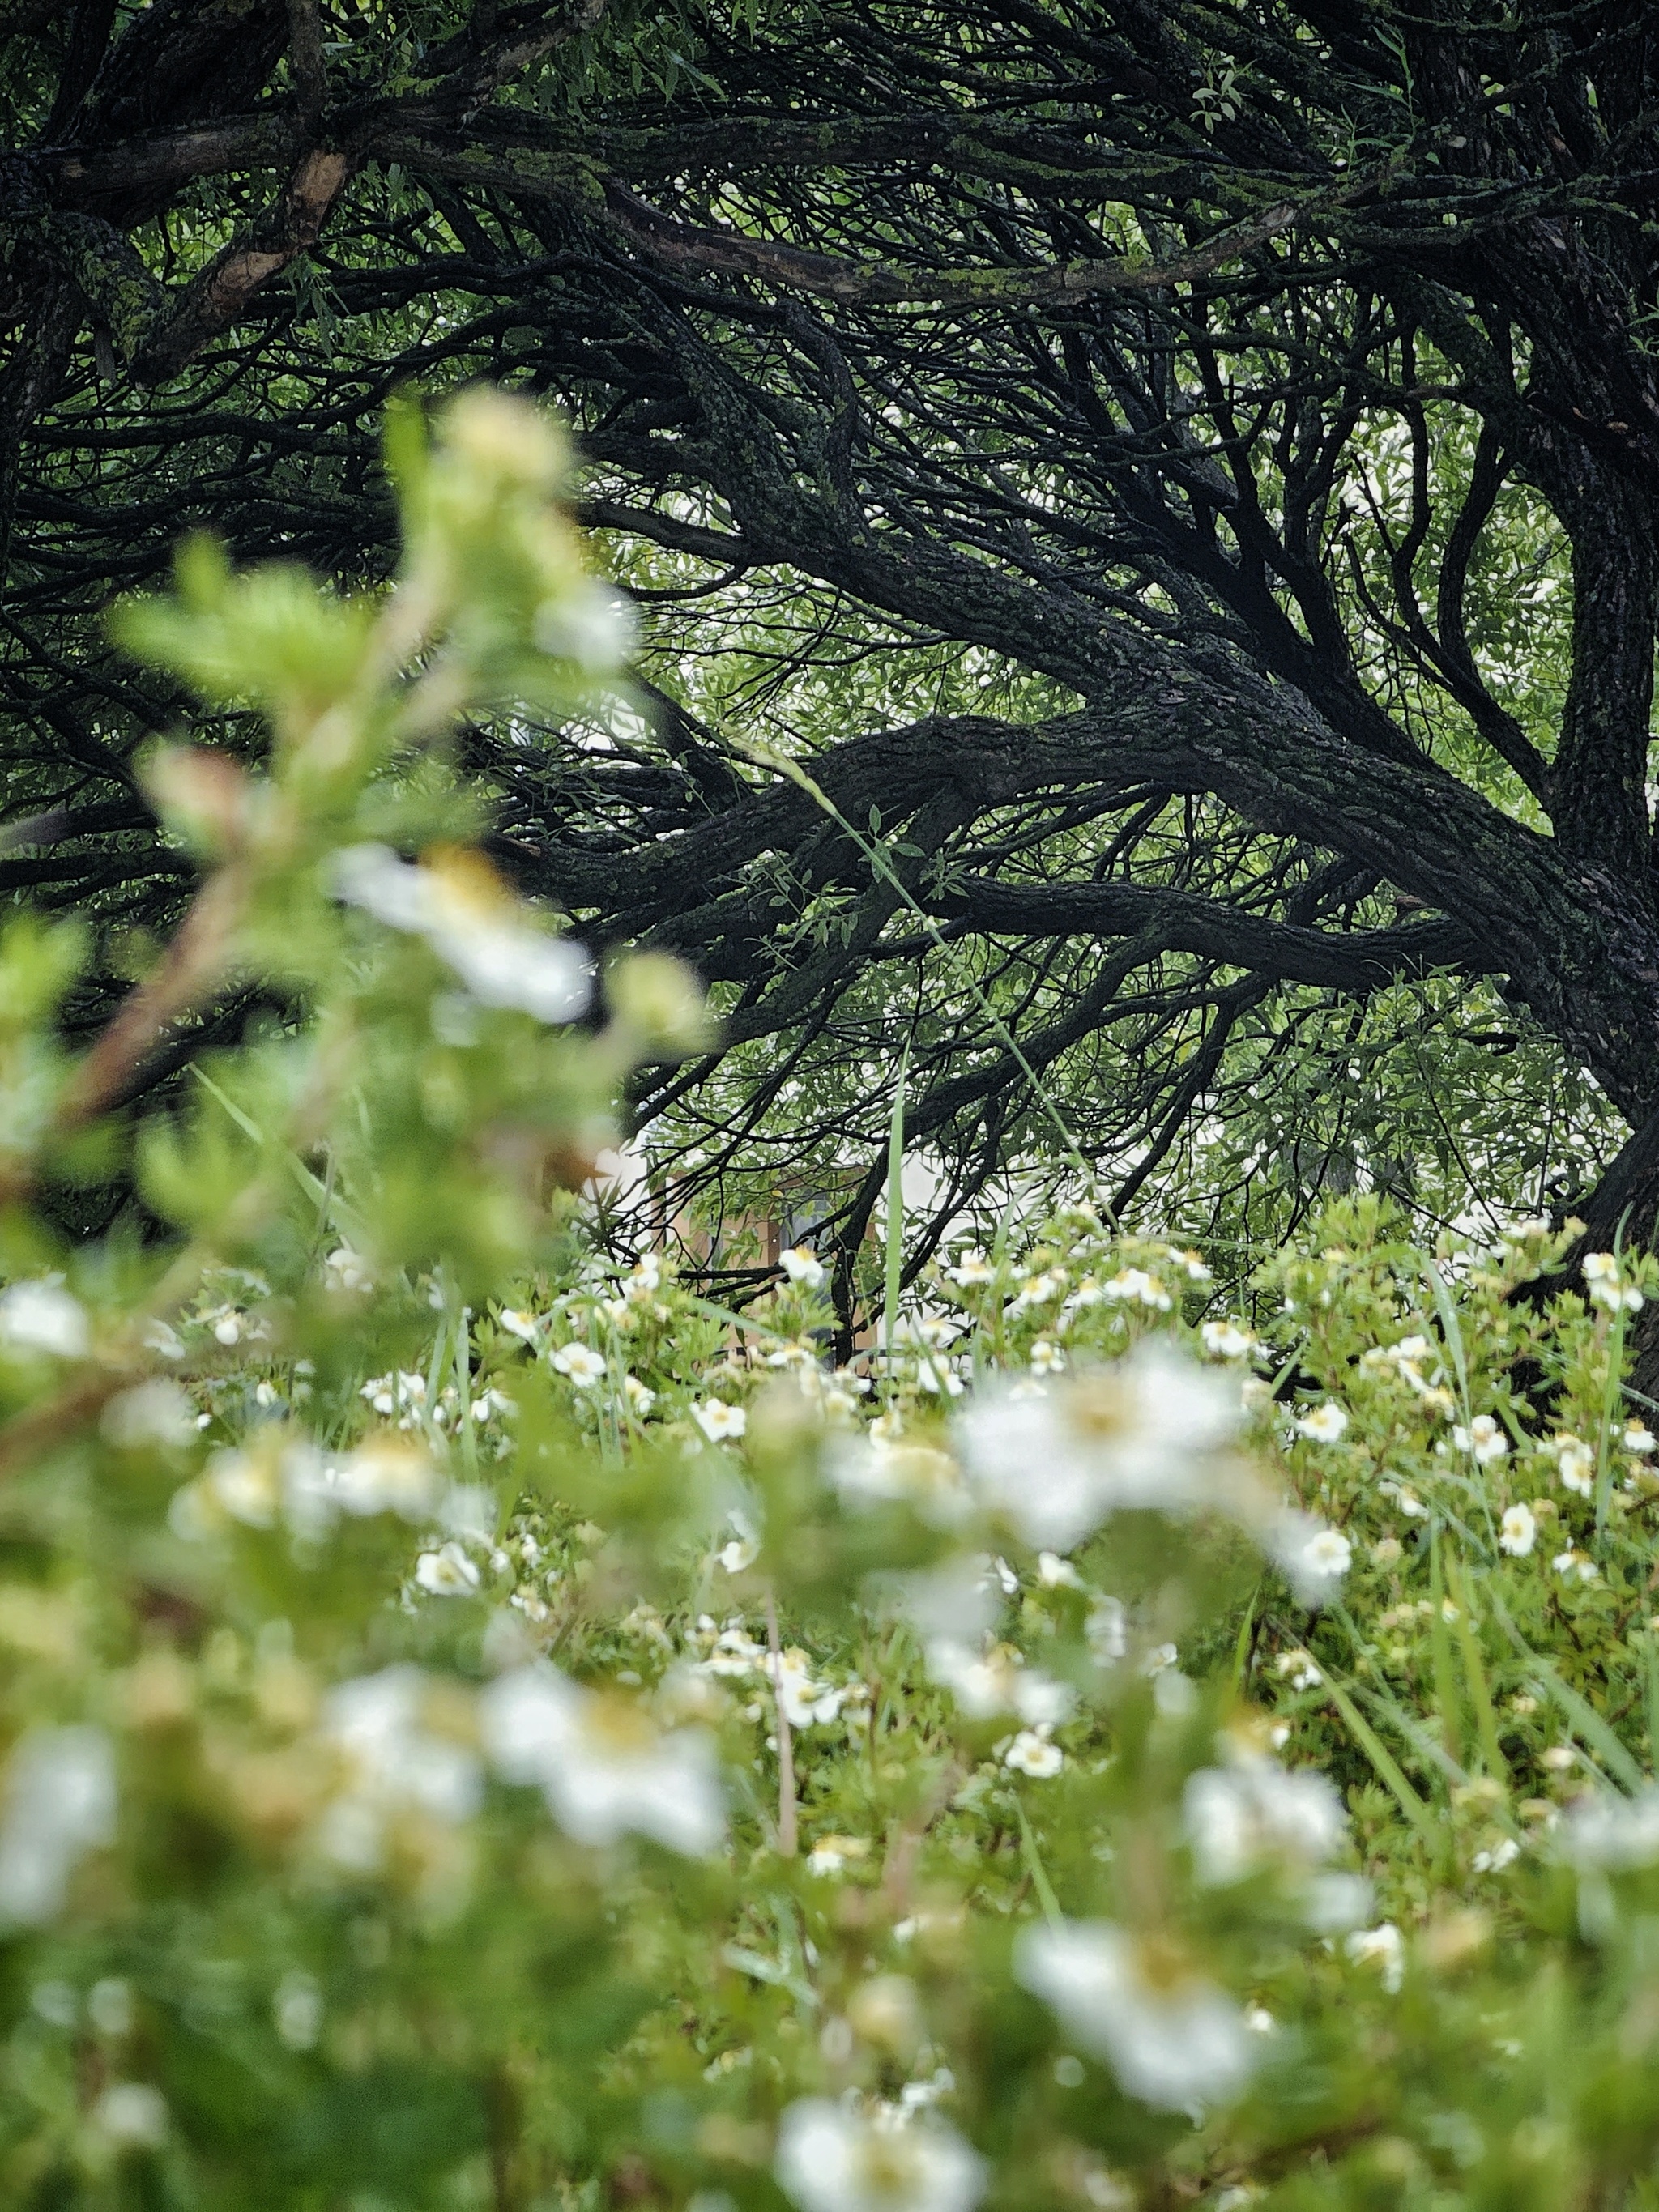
6, 2, 1659, 1291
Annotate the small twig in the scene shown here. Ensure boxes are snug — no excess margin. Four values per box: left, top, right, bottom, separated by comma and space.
763, 1586, 798, 1858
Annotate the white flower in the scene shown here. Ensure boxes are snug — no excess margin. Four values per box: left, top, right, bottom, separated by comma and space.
1267, 1512, 1351, 1605
415, 1542, 482, 1596
100, 1381, 194, 1450
1004, 1727, 1064, 1777
625, 1253, 663, 1298
1015, 1920, 1254, 2112
1499, 1502, 1537, 1557
830, 1437, 969, 1524
768, 1648, 849, 1728
480, 1664, 724, 1856
1344, 1923, 1405, 1993
945, 1250, 995, 1286
693, 1398, 747, 1443
780, 1247, 826, 1289
1200, 1320, 1255, 1360
330, 842, 591, 1024
1183, 1755, 1347, 1886
1030, 1339, 1065, 1375
551, 1341, 608, 1388
1552, 1547, 1598, 1583
1294, 1400, 1349, 1444
319, 1666, 482, 1869
624, 1374, 657, 1416
1626, 1420, 1657, 1455
0, 1727, 116, 1929
953, 1343, 1236, 1551
1452, 1414, 1508, 1464
324, 1245, 374, 1294
1276, 1647, 1322, 1690
1472, 1837, 1520, 1874
1099, 1267, 1172, 1311
774, 2098, 987, 2212
1550, 1434, 1595, 1496
91, 2083, 168, 2149
1172, 1249, 1212, 1282
807, 1834, 870, 1877
1562, 1785, 1659, 1869
718, 1536, 759, 1575
1584, 1251, 1644, 1313
913, 1358, 966, 1397
1038, 1551, 1081, 1589
497, 1308, 541, 1346
0, 1280, 87, 1359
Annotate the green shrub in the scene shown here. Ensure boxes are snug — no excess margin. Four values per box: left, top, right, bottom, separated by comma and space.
2, 392, 1659, 2211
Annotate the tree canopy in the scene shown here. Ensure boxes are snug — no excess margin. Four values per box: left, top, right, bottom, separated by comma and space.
6, 0, 1659, 1326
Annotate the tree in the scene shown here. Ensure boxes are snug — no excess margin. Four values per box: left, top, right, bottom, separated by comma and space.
6, 2, 1659, 1332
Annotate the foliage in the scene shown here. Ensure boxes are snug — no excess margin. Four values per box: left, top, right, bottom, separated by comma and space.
11, 388, 1659, 2212
9, 2, 1659, 1300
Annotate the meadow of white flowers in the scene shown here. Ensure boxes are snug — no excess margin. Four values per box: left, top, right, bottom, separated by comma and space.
2, 393, 1659, 2211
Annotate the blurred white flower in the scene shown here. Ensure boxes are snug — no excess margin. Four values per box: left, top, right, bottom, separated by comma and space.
1030, 1339, 1065, 1375
1562, 1785, 1659, 1869
1626, 1420, 1657, 1455
1099, 1268, 1171, 1311
273, 1971, 323, 2051
624, 1373, 657, 1417
100, 1380, 194, 1450
953, 1343, 1236, 1550
780, 1247, 826, 1289
552, 1341, 608, 1388
91, 2082, 168, 2150
1015, 1920, 1254, 2112
1550, 1434, 1595, 1496
1499, 1502, 1537, 1557
480, 1663, 724, 1855
318, 1666, 481, 1870
807, 1834, 870, 1877
830, 1436, 969, 1524
324, 1245, 374, 1294
1004, 1728, 1064, 1777
1344, 1922, 1405, 1992
0, 1280, 87, 1358
693, 1399, 747, 1443
0, 1726, 116, 1928
330, 842, 591, 1024
945, 1250, 995, 1286
1183, 1754, 1347, 1886
1037, 1550, 1081, 1588
1453, 1414, 1508, 1464
769, 1648, 850, 1728
497, 1308, 541, 1346
1200, 1319, 1255, 1360
1584, 1251, 1644, 1313
415, 1542, 482, 1596
774, 2097, 987, 2212
1267, 1512, 1352, 1605
1294, 1400, 1348, 1444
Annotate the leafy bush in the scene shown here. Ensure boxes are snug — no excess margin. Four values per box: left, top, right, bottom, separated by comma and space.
5, 393, 1659, 2211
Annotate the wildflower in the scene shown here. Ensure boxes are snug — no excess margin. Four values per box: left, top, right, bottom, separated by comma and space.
1088, 1594, 1128, 1664
625, 1253, 663, 1298
1037, 1551, 1081, 1589
101, 1380, 194, 1450
1548, 1434, 1596, 1495
1015, 1920, 1254, 2112
1201, 1319, 1255, 1360
497, 1308, 541, 1345
774, 2098, 987, 2212
415, 1542, 482, 1596
1344, 1923, 1404, 1993
1584, 1251, 1644, 1312
1552, 1547, 1598, 1583
807, 1834, 870, 1877
1452, 1414, 1508, 1464
360, 1370, 427, 1421
830, 1437, 968, 1524
1029, 1338, 1065, 1376
0, 1280, 88, 1359
945, 1250, 995, 1286
768, 1648, 849, 1728
1499, 1502, 1537, 1557
318, 1667, 481, 1869
551, 1341, 608, 1388
1472, 1838, 1520, 1874
0, 1727, 116, 1929
953, 1342, 1235, 1551
1100, 1267, 1172, 1311
1183, 1755, 1346, 1886
1626, 1420, 1657, 1455
1267, 1512, 1352, 1604
914, 1358, 966, 1397
91, 2083, 168, 2150
1299, 1528, 1352, 1583
717, 1532, 759, 1575
1562, 1786, 1659, 1869
323, 1245, 373, 1294
624, 1374, 657, 1416
330, 842, 591, 1024
1275, 1649, 1323, 1691
1004, 1728, 1064, 1778
780, 1246, 826, 1288
693, 1398, 747, 1443
480, 1663, 724, 1855
1294, 1400, 1349, 1444
1173, 1249, 1213, 1282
